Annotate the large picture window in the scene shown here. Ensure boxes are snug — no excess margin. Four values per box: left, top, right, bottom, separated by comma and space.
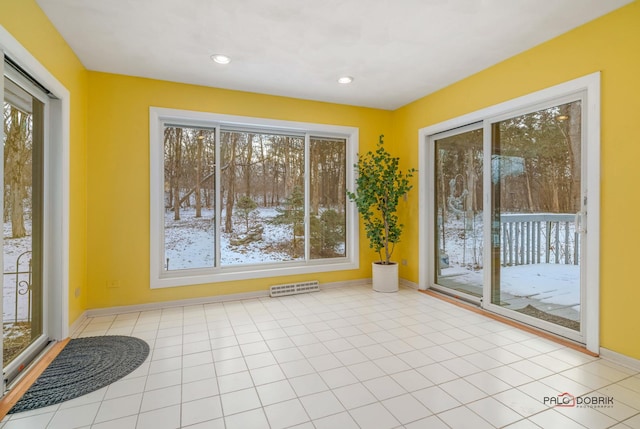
150, 108, 358, 288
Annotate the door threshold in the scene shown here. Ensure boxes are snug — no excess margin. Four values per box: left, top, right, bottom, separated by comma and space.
0, 338, 70, 419
420, 289, 597, 357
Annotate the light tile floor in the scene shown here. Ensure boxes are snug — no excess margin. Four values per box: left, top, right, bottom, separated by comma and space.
2, 285, 640, 428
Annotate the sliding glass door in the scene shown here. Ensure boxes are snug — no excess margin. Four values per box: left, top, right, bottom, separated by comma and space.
487, 100, 584, 337
433, 125, 484, 301
428, 93, 588, 343
2, 60, 48, 385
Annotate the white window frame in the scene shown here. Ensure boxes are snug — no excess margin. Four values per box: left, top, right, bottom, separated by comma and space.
150, 107, 359, 289
419, 73, 600, 353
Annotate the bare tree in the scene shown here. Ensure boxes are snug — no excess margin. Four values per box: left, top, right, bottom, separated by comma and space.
245, 133, 254, 198
195, 130, 203, 217
259, 136, 269, 206
224, 133, 238, 233
173, 128, 183, 221
4, 104, 31, 238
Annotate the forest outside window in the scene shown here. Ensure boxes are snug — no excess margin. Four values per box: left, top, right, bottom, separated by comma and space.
150, 108, 358, 288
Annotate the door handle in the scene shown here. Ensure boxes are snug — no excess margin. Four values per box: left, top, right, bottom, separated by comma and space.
575, 211, 586, 233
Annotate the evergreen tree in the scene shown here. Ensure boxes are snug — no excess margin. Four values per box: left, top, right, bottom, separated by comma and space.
236, 195, 258, 233
272, 186, 305, 255
310, 209, 345, 257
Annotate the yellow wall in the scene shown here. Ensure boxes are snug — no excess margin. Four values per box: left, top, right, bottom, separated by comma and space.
86, 72, 392, 308
393, 1, 640, 359
3, 0, 640, 361
0, 0, 89, 323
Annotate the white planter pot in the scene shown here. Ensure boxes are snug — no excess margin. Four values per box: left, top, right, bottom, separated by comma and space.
372, 262, 399, 293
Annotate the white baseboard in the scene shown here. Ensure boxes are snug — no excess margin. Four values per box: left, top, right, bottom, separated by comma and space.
85, 289, 270, 318
400, 278, 419, 290
600, 347, 640, 371
82, 279, 374, 318
320, 279, 371, 289
68, 311, 89, 337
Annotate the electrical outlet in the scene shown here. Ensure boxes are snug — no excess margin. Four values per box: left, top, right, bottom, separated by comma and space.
401, 259, 408, 266
75, 287, 81, 298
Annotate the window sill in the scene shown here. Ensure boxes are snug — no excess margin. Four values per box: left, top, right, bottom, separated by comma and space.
150, 259, 359, 289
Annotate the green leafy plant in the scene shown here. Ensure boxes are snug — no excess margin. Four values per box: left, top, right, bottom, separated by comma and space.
347, 135, 416, 264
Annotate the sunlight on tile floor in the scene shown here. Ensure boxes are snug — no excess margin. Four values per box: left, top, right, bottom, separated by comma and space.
2, 285, 639, 428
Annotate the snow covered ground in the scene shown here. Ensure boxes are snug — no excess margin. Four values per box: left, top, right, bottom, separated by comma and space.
165, 207, 580, 311
439, 264, 580, 309
3, 222, 32, 323
164, 207, 301, 270
438, 213, 581, 316
2, 210, 580, 322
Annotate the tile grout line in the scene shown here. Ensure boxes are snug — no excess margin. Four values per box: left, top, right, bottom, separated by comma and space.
421, 289, 598, 357
6, 286, 640, 428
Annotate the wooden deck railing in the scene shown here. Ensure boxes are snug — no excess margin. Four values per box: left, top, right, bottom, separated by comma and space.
500, 213, 579, 266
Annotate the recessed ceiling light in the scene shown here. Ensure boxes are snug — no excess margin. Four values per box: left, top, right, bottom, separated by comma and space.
211, 54, 231, 65
338, 76, 353, 84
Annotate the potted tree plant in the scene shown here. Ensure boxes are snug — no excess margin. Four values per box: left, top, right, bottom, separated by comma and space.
347, 135, 416, 292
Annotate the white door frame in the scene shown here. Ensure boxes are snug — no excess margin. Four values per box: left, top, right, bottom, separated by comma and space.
419, 73, 600, 353
0, 25, 70, 348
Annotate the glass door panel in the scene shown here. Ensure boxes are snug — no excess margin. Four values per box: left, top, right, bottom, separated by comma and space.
3, 75, 44, 368
490, 100, 582, 332
434, 128, 483, 299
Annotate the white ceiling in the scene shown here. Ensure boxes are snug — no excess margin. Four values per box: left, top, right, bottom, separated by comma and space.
35, 0, 632, 110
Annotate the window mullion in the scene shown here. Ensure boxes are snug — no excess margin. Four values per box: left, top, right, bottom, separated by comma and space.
304, 133, 310, 262
215, 126, 221, 269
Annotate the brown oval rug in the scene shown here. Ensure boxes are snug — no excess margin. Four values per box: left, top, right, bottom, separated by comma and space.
9, 335, 149, 414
